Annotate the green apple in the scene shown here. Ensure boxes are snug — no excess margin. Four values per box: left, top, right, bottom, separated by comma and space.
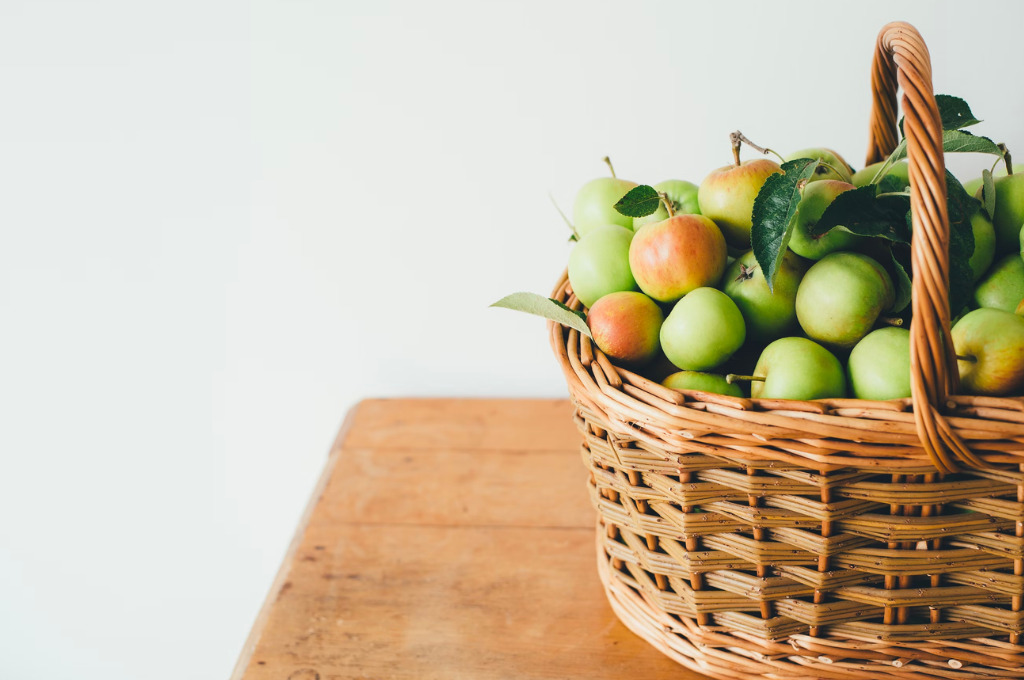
852, 160, 910, 189
784, 147, 854, 183
698, 159, 782, 248
662, 370, 743, 397
633, 179, 701, 230
969, 211, 996, 282
587, 291, 663, 366
973, 254, 1024, 312
965, 163, 1024, 195
572, 176, 638, 238
567, 224, 637, 308
744, 337, 846, 400
952, 308, 1024, 396
660, 287, 745, 371
796, 252, 894, 349
985, 174, 1024, 255
629, 214, 727, 303
848, 327, 911, 400
789, 180, 861, 260
722, 249, 806, 344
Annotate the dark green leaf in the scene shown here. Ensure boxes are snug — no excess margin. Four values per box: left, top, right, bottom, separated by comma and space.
898, 94, 982, 136
878, 173, 909, 194
944, 170, 977, 313
613, 185, 661, 218
935, 94, 982, 130
751, 159, 817, 292
981, 168, 996, 219
889, 247, 912, 314
490, 292, 592, 338
812, 184, 912, 243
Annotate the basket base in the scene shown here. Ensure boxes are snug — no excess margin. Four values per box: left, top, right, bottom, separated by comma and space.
596, 523, 1023, 680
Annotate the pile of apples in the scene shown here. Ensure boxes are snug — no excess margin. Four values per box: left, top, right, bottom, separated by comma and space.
566, 145, 1024, 401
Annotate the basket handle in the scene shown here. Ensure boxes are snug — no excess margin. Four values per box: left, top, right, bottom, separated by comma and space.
866, 22, 984, 473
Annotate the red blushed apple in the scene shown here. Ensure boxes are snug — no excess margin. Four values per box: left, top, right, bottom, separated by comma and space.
698, 159, 782, 248
587, 291, 663, 366
628, 214, 727, 303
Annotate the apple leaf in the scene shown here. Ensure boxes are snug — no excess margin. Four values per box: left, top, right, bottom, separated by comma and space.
945, 170, 977, 314
613, 185, 661, 218
812, 184, 912, 243
878, 172, 909, 194
981, 168, 996, 219
490, 292, 592, 338
936, 94, 983, 130
898, 94, 982, 137
751, 158, 817, 292
888, 247, 913, 314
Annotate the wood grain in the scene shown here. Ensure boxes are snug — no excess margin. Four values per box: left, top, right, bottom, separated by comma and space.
232, 398, 707, 680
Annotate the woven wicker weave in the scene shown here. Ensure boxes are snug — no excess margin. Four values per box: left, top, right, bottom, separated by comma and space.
549, 22, 1024, 679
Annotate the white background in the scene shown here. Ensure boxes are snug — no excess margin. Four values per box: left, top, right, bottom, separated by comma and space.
2, 1, 1022, 678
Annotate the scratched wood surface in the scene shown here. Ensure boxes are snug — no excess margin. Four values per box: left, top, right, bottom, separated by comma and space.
231, 398, 707, 680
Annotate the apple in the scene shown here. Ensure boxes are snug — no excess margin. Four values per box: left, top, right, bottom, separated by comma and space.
969, 211, 996, 282
629, 214, 727, 303
852, 160, 910, 189
662, 370, 744, 397
847, 327, 911, 400
698, 159, 782, 248
722, 249, 806, 344
587, 291, 663, 366
973, 253, 1024, 312
952, 308, 1024, 396
742, 336, 846, 400
784, 147, 854, 183
788, 180, 862, 260
572, 175, 638, 238
660, 287, 745, 371
795, 252, 894, 349
567, 224, 637, 308
632, 179, 701, 230
985, 173, 1024, 255
964, 163, 1024, 196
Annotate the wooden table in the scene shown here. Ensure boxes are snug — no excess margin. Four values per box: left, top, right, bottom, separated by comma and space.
231, 398, 708, 679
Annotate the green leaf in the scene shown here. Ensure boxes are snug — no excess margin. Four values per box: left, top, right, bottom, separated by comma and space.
981, 168, 996, 219
812, 184, 912, 243
940, 129, 1002, 155
878, 172, 909, 194
944, 170, 977, 314
889, 247, 912, 314
897, 94, 982, 137
935, 94, 982, 130
613, 185, 661, 218
884, 129, 1002, 167
490, 292, 592, 338
751, 158, 817, 292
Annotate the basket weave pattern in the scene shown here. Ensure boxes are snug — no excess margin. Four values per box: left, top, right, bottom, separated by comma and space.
550, 23, 1024, 679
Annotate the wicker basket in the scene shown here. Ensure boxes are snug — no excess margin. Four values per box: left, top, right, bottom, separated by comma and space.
549, 22, 1024, 680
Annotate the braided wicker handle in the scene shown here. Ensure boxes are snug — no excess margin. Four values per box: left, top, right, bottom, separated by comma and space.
866, 22, 983, 473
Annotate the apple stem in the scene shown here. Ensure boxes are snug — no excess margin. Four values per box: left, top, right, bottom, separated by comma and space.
730, 130, 784, 164
881, 316, 905, 327
956, 354, 978, 364
603, 156, 617, 179
1003, 145, 1013, 176
658, 191, 675, 217
733, 263, 756, 282
726, 373, 766, 384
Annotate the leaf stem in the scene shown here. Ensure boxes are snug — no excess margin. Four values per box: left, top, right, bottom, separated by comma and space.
603, 156, 616, 179
548, 192, 578, 239
726, 373, 766, 384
